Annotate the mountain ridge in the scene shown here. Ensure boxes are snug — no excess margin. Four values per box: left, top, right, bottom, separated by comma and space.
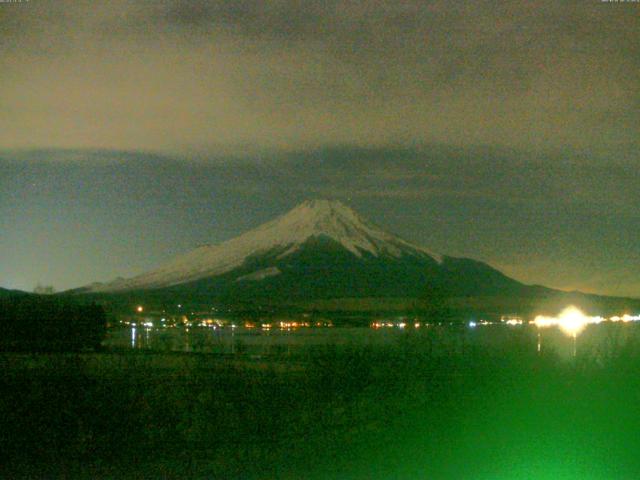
70, 200, 640, 316
86, 199, 443, 293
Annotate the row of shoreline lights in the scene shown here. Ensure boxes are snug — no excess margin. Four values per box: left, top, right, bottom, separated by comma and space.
532, 306, 640, 337
466, 306, 640, 338
134, 304, 637, 338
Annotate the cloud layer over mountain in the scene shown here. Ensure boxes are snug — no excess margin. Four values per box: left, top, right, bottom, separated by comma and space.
1, 1, 637, 154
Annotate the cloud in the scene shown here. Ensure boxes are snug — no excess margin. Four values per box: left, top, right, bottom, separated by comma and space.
0, 0, 637, 155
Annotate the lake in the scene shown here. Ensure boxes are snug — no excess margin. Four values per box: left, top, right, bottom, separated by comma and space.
104, 321, 640, 359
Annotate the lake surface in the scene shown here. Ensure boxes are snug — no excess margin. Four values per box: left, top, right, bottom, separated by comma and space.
104, 321, 640, 359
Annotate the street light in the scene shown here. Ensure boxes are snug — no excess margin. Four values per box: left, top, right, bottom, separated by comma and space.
557, 306, 587, 338
532, 306, 591, 357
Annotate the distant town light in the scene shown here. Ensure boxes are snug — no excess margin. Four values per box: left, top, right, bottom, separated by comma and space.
532, 316, 556, 328
530, 305, 633, 336
532, 306, 598, 337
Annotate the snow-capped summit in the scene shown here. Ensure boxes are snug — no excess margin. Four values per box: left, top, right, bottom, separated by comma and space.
89, 199, 442, 292
241, 199, 439, 259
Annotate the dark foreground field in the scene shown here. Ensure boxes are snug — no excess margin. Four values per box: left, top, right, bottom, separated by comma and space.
2, 332, 640, 479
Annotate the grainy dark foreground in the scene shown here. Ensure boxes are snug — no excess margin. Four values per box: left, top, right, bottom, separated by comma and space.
2, 335, 640, 479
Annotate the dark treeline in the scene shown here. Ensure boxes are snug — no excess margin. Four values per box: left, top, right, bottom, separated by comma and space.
0, 295, 106, 351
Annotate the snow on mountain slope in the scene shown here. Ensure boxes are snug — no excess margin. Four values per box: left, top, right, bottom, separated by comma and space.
235, 267, 282, 282
89, 199, 442, 292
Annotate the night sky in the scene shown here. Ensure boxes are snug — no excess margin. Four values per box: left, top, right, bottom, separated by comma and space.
1, 1, 638, 297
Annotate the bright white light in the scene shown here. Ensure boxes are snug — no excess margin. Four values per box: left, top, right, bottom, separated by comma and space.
531, 306, 612, 336
501, 316, 523, 325
532, 315, 556, 328
469, 321, 477, 328
557, 306, 588, 336
532, 306, 598, 337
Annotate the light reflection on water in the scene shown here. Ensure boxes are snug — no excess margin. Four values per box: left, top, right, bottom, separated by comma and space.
106, 322, 640, 359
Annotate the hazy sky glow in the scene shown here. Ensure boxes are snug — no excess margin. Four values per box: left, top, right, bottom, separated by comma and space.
1, 1, 639, 296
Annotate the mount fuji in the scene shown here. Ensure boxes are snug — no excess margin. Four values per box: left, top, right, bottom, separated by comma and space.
80, 199, 540, 304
